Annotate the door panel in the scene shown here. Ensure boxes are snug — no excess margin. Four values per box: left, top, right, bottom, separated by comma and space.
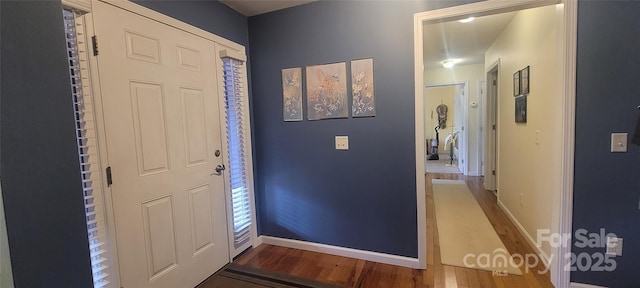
125, 30, 162, 64
142, 196, 178, 279
188, 185, 214, 254
93, 2, 229, 287
130, 81, 170, 176
181, 88, 208, 167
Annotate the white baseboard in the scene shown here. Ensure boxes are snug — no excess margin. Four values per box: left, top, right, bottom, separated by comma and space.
570, 282, 608, 288
468, 172, 481, 176
259, 236, 420, 269
497, 200, 551, 266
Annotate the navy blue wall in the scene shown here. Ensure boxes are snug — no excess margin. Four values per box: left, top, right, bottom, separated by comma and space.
248, 0, 474, 258
1, 1, 93, 287
572, 1, 640, 287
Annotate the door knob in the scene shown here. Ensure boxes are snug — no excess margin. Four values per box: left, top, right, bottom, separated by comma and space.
214, 164, 225, 175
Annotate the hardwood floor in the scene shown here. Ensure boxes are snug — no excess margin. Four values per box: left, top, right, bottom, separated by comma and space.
233, 174, 555, 288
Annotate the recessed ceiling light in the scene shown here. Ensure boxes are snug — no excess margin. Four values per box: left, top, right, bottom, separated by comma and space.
442, 59, 461, 68
459, 17, 475, 23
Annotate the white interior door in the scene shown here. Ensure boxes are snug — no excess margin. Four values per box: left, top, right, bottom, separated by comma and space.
93, 2, 229, 287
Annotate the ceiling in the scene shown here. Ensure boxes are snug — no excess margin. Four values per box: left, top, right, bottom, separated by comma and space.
219, 1, 516, 68
423, 12, 517, 69
219, 0, 317, 17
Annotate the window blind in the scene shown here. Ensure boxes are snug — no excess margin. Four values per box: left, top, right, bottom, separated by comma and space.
63, 10, 111, 288
222, 57, 252, 249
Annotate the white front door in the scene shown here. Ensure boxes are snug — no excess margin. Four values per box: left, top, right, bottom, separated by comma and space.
93, 2, 229, 287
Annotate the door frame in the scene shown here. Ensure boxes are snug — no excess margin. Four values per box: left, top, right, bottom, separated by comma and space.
424, 81, 469, 175
413, 1, 577, 287
484, 60, 500, 193
85, 1, 256, 286
477, 79, 485, 177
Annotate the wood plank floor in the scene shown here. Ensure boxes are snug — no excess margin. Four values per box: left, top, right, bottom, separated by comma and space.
232, 174, 555, 288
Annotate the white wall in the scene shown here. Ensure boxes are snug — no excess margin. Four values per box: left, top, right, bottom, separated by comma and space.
425, 64, 485, 175
485, 5, 562, 258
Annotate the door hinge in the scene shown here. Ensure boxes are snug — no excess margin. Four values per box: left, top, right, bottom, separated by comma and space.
492, 124, 496, 130
92, 35, 99, 56
493, 80, 497, 85
492, 170, 496, 176
106, 166, 113, 187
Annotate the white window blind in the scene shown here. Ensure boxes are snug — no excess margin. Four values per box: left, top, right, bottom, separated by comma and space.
63, 10, 111, 288
222, 57, 253, 250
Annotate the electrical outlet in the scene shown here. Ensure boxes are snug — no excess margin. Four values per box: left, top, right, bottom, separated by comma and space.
536, 130, 541, 145
606, 237, 623, 256
335, 136, 349, 150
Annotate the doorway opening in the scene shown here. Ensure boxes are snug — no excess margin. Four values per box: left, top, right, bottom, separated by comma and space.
424, 83, 467, 175
413, 1, 577, 287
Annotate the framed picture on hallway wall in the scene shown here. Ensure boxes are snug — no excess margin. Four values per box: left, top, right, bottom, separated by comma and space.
521, 66, 530, 94
513, 70, 521, 96
281, 67, 303, 121
515, 95, 527, 123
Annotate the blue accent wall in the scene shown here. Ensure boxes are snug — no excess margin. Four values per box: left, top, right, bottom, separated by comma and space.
248, 0, 475, 258
1, 1, 94, 287
572, 1, 640, 286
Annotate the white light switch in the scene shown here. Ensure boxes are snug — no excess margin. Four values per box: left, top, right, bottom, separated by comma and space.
335, 136, 349, 150
611, 133, 628, 153
535, 130, 541, 145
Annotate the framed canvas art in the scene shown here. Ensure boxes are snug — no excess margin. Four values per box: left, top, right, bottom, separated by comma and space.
281, 67, 303, 121
351, 58, 375, 117
306, 62, 348, 120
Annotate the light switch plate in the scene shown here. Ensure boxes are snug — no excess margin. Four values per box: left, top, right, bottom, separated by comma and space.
335, 136, 349, 150
611, 133, 628, 152
606, 237, 623, 256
